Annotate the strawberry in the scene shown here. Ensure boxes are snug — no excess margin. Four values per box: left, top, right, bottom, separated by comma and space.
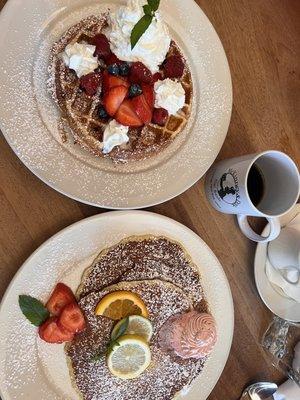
103, 70, 129, 93
92, 34, 111, 59
131, 94, 152, 124
103, 85, 128, 116
153, 72, 163, 83
152, 108, 169, 126
115, 99, 143, 127
141, 84, 154, 109
58, 303, 86, 333
46, 283, 76, 316
39, 317, 74, 344
163, 55, 184, 79
80, 72, 102, 96
130, 62, 153, 84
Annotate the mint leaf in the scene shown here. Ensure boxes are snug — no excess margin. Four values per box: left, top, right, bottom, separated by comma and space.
19, 295, 49, 326
143, 4, 153, 15
148, 0, 160, 11
131, 14, 153, 49
111, 317, 129, 341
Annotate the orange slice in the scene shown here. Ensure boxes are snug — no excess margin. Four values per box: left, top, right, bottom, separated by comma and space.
95, 291, 149, 320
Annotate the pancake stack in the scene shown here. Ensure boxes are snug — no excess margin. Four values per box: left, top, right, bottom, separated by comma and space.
66, 236, 210, 400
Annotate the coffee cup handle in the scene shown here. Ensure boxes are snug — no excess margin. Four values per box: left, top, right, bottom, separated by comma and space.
237, 215, 281, 243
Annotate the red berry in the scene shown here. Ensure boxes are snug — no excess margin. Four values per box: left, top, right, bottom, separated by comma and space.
105, 53, 121, 65
92, 34, 111, 59
131, 94, 152, 125
164, 55, 184, 79
115, 99, 143, 127
39, 317, 74, 344
130, 62, 153, 84
46, 283, 76, 316
152, 108, 169, 126
141, 84, 154, 109
103, 85, 128, 116
58, 303, 86, 334
153, 72, 163, 83
79, 72, 102, 96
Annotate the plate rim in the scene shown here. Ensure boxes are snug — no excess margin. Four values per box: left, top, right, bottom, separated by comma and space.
0, 0, 233, 209
0, 210, 234, 400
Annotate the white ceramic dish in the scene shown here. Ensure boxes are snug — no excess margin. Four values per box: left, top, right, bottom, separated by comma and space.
254, 204, 300, 322
0, 211, 234, 400
0, 0, 232, 209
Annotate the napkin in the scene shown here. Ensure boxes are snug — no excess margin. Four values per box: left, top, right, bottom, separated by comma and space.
273, 342, 300, 400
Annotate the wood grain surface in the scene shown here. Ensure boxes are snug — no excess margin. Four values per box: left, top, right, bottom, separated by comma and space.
0, 0, 299, 399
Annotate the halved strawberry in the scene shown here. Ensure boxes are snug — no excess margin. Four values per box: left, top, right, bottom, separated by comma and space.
39, 317, 74, 344
92, 34, 111, 59
130, 62, 153, 84
58, 303, 86, 333
80, 72, 102, 96
115, 99, 143, 127
46, 283, 76, 316
141, 84, 154, 109
103, 70, 129, 93
131, 94, 152, 124
103, 85, 128, 116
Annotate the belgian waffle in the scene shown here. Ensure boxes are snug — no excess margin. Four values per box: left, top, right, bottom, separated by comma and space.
48, 15, 193, 163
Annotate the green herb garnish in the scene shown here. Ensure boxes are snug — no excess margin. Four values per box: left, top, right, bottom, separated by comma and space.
91, 317, 130, 362
131, 0, 161, 49
19, 295, 50, 326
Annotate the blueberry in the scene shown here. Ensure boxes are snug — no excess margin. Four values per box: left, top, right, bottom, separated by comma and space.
119, 62, 130, 76
107, 63, 119, 76
98, 106, 109, 120
129, 84, 143, 98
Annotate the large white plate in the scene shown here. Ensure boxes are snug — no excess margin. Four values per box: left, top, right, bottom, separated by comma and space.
0, 211, 233, 400
0, 0, 232, 209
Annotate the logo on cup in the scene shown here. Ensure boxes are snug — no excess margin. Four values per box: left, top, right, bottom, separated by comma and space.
218, 169, 240, 206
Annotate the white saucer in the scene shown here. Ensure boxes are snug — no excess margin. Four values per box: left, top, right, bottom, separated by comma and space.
254, 204, 300, 322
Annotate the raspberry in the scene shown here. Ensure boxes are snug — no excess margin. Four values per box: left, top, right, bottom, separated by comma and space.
80, 72, 102, 96
153, 72, 163, 83
152, 108, 169, 126
164, 55, 184, 79
92, 34, 111, 59
130, 62, 153, 84
105, 53, 121, 66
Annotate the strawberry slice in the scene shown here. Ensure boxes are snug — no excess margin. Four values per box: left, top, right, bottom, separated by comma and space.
103, 70, 129, 93
103, 85, 128, 116
131, 94, 152, 124
130, 62, 153, 84
115, 99, 143, 127
46, 283, 76, 316
92, 34, 111, 59
141, 84, 154, 109
39, 317, 74, 344
58, 303, 86, 333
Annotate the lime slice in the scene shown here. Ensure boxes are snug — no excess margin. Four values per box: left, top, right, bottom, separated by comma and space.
107, 334, 151, 379
112, 315, 153, 342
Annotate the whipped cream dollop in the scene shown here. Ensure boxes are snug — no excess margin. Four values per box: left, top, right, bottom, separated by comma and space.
104, 0, 171, 73
102, 120, 129, 154
62, 43, 98, 78
154, 79, 185, 115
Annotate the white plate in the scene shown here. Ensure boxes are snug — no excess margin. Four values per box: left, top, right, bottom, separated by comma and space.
0, 211, 234, 400
0, 0, 232, 209
254, 204, 300, 322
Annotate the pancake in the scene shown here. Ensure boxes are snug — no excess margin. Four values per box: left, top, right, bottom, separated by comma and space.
66, 280, 208, 400
48, 15, 193, 163
77, 236, 205, 309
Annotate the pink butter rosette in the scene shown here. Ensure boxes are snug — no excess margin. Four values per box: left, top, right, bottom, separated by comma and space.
159, 311, 217, 359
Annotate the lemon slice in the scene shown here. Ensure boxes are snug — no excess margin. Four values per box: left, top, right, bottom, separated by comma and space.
95, 291, 149, 320
107, 334, 151, 379
112, 315, 153, 342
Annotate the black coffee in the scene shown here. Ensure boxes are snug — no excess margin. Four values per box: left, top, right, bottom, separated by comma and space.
247, 164, 265, 207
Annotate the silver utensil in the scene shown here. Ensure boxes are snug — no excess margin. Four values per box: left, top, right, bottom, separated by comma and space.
240, 382, 278, 399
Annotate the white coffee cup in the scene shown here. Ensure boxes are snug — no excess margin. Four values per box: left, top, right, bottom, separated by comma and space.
205, 151, 300, 243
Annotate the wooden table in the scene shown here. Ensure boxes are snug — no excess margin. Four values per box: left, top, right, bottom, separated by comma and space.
0, 0, 299, 398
